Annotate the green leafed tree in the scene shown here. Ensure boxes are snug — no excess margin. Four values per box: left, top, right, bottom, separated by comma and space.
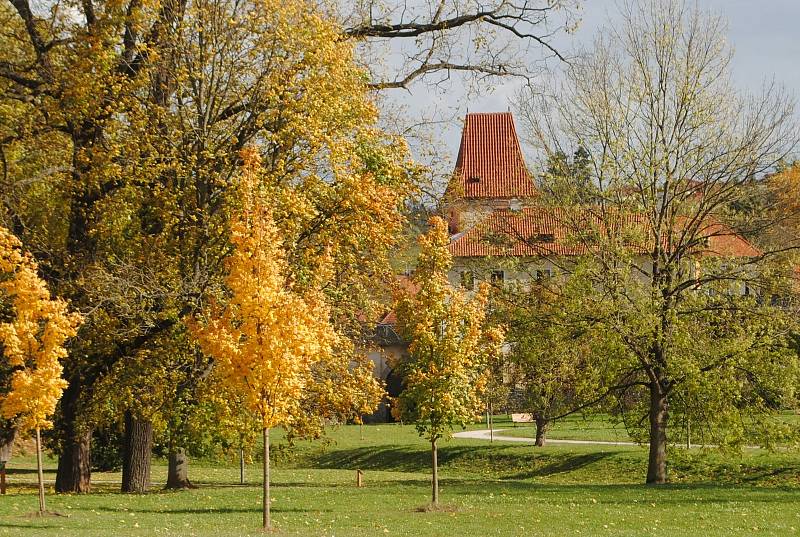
538, 146, 597, 205
393, 216, 504, 505
517, 0, 800, 484
496, 271, 605, 446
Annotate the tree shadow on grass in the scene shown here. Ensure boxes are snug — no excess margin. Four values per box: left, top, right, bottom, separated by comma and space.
311, 446, 429, 473
5, 468, 54, 476
310, 444, 623, 480
95, 505, 331, 515
446, 480, 800, 505
507, 451, 615, 480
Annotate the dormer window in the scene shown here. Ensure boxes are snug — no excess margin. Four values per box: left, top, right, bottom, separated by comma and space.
534, 233, 555, 243
467, 176, 480, 184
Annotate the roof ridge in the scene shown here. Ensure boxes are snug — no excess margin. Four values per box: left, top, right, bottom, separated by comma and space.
448, 206, 760, 258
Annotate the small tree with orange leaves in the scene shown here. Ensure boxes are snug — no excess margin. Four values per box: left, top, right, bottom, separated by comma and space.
393, 216, 504, 506
0, 227, 81, 514
189, 150, 339, 530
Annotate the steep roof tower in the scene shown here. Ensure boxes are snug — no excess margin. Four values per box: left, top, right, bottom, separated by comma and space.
445, 112, 536, 201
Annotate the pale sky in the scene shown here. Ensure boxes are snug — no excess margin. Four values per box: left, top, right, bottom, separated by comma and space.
391, 0, 800, 174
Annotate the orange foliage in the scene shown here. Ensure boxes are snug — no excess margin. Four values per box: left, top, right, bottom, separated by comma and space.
0, 227, 82, 431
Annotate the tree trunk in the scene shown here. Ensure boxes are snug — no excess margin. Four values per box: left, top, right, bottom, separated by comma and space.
165, 448, 192, 489
122, 412, 153, 493
534, 416, 548, 447
35, 428, 46, 515
263, 427, 270, 530
431, 438, 439, 505
0, 426, 14, 494
239, 447, 245, 485
646, 383, 668, 485
55, 385, 92, 493
0, 425, 14, 462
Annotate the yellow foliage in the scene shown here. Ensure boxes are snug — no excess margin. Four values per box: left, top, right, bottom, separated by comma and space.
0, 226, 82, 431
393, 217, 505, 442
189, 150, 339, 430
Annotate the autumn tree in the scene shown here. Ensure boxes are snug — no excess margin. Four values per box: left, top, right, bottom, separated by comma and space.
0, 0, 580, 494
394, 216, 504, 506
191, 150, 381, 530
0, 226, 81, 513
517, 0, 800, 484
0, 0, 415, 493
757, 164, 800, 251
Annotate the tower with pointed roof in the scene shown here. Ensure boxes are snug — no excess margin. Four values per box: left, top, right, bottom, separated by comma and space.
443, 112, 537, 234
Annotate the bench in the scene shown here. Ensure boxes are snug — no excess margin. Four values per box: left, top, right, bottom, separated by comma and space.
511, 413, 533, 426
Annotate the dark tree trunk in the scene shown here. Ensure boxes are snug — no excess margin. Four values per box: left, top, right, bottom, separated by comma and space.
165, 448, 193, 489
55, 384, 92, 493
0, 426, 15, 463
646, 382, 668, 485
122, 412, 153, 493
55, 429, 92, 493
431, 438, 439, 505
534, 416, 548, 447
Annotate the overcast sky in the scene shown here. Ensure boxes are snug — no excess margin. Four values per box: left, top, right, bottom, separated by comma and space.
392, 0, 800, 173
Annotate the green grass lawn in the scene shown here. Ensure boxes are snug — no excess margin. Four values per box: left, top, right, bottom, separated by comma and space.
471, 413, 636, 442
1, 421, 799, 536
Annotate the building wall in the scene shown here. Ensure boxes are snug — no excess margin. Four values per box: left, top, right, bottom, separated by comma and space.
363, 343, 407, 423
446, 197, 533, 234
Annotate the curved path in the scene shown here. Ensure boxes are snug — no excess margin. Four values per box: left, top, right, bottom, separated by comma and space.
453, 428, 637, 446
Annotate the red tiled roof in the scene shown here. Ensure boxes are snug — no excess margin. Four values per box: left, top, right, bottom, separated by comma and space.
448, 207, 761, 259
379, 310, 398, 326
445, 112, 537, 200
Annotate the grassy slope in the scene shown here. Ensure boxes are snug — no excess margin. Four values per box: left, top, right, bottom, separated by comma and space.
1, 421, 799, 536
471, 414, 636, 442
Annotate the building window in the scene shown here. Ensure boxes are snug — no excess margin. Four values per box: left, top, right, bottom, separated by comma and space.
536, 269, 552, 281
460, 271, 475, 290
490, 270, 505, 285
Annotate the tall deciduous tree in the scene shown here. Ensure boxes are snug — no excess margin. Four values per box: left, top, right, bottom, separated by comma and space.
1, 0, 415, 492
191, 150, 381, 530
0, 226, 81, 513
393, 216, 504, 505
496, 273, 604, 446
517, 0, 800, 484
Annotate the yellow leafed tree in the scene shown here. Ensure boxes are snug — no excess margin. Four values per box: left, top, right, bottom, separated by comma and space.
393, 216, 504, 506
0, 226, 82, 514
189, 150, 340, 530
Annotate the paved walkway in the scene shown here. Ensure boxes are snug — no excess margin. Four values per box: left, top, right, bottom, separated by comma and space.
453, 428, 638, 446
